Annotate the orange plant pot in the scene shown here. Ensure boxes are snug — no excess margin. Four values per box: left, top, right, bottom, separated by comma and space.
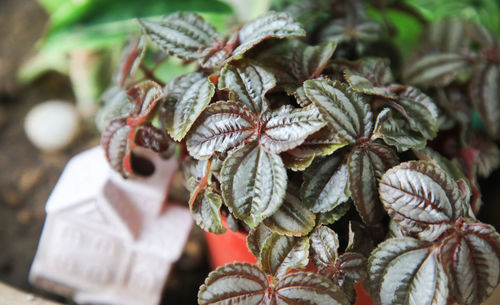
204, 219, 373, 305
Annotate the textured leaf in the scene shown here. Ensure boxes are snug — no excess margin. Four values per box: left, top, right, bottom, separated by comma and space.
390, 87, 439, 140
379, 161, 463, 241
219, 60, 275, 114
260, 233, 309, 277
220, 143, 287, 228
422, 18, 472, 53
263, 192, 316, 236
376, 111, 428, 151
198, 33, 237, 69
332, 252, 367, 284
440, 220, 500, 305
368, 238, 448, 305
469, 63, 500, 139
230, 12, 305, 61
260, 105, 326, 154
301, 152, 350, 213
346, 221, 374, 257
348, 142, 398, 225
198, 262, 268, 305
186, 101, 258, 159
316, 202, 351, 226
139, 12, 220, 60
344, 58, 396, 99
101, 118, 132, 177
247, 224, 272, 258
127, 80, 164, 123
282, 127, 347, 171
134, 123, 170, 153
272, 272, 350, 305
403, 52, 470, 87
304, 79, 373, 143
95, 86, 133, 132
113, 36, 146, 87
161, 73, 215, 141
190, 188, 226, 234
291, 40, 337, 81
319, 17, 382, 46
309, 226, 339, 270
470, 132, 500, 178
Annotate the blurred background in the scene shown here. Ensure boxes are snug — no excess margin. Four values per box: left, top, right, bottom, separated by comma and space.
1, 0, 500, 304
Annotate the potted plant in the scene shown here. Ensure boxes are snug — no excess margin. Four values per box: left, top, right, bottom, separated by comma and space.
97, 1, 500, 304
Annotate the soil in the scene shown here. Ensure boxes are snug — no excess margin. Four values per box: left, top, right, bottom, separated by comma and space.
1, 1, 500, 305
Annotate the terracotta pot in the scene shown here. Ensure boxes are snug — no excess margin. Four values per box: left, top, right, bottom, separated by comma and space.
204, 219, 373, 305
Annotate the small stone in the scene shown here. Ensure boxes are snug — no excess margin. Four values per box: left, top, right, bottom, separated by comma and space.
18, 167, 44, 192
17, 209, 33, 225
3, 190, 21, 207
24, 100, 80, 152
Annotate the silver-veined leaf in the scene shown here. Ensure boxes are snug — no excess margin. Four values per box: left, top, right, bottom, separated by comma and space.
128, 80, 164, 122
440, 220, 500, 305
230, 12, 305, 61
319, 17, 382, 46
260, 233, 309, 277
186, 101, 258, 159
220, 142, 287, 228
113, 36, 146, 87
198, 263, 268, 305
96, 86, 132, 132
263, 192, 315, 236
469, 63, 500, 140
134, 123, 171, 153
304, 79, 373, 143
272, 272, 350, 305
348, 142, 398, 225
190, 187, 226, 234
403, 52, 471, 87
301, 152, 350, 213
247, 223, 272, 258
390, 87, 439, 140
219, 60, 275, 114
316, 202, 351, 226
470, 132, 500, 178
309, 226, 339, 270
162, 72, 215, 141
422, 18, 472, 53
368, 238, 448, 305
260, 105, 326, 154
379, 161, 463, 241
291, 40, 337, 81
332, 252, 367, 284
101, 118, 132, 177
344, 58, 396, 99
139, 12, 220, 60
375, 110, 428, 152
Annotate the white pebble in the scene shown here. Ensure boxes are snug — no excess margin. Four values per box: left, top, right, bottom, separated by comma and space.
24, 101, 80, 152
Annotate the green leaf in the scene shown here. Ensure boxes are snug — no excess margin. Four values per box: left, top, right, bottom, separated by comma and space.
260, 233, 309, 277
319, 17, 382, 46
139, 12, 221, 60
272, 272, 350, 305
469, 63, 500, 140
368, 238, 448, 305
290, 40, 337, 81
440, 220, 500, 305
221, 142, 287, 228
316, 202, 351, 226
348, 142, 398, 225
190, 188, 226, 234
198, 262, 268, 305
161, 72, 215, 141
422, 18, 472, 53
343, 58, 397, 99
186, 101, 258, 159
309, 226, 339, 271
260, 105, 326, 154
403, 52, 471, 87
263, 192, 316, 236
219, 59, 276, 114
229, 12, 306, 61
247, 224, 272, 258
379, 161, 463, 241
301, 152, 350, 213
304, 79, 373, 143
